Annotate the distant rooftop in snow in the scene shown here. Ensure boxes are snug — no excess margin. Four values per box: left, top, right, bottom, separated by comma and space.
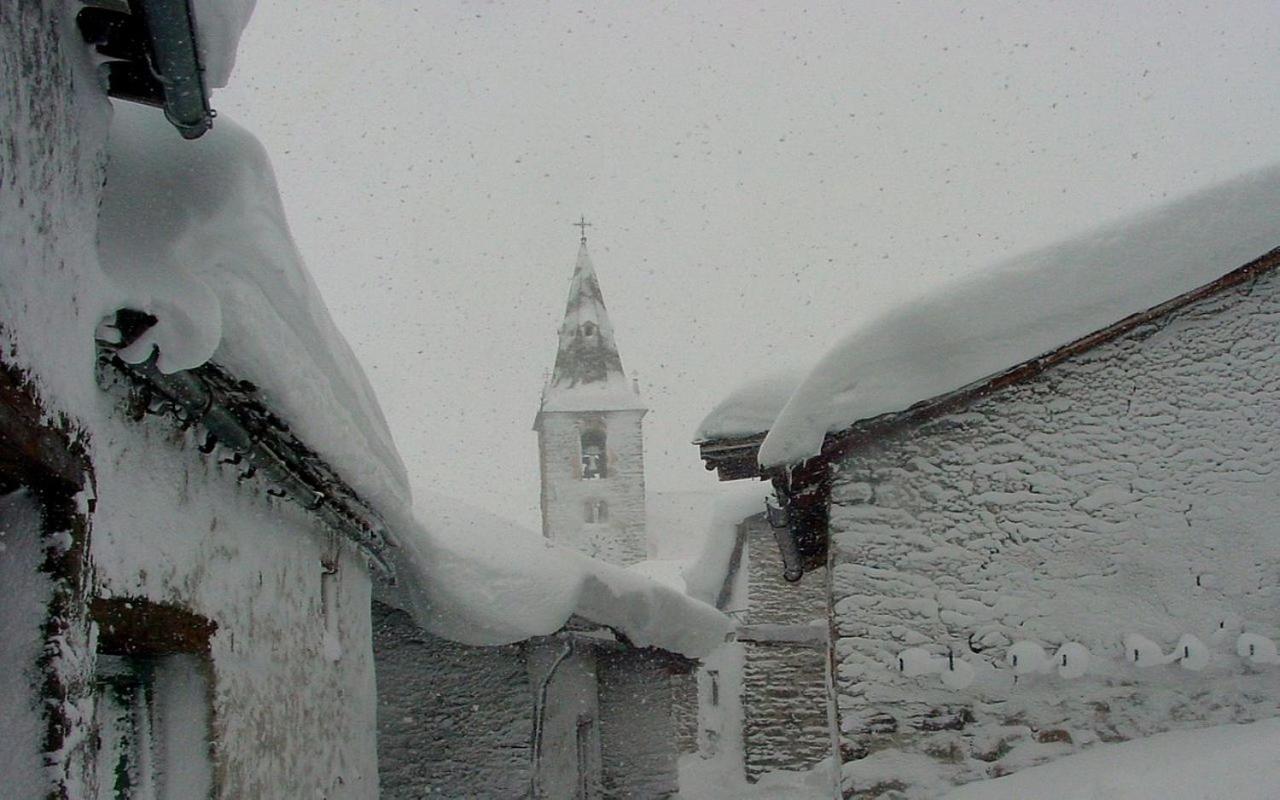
698, 165, 1280, 468
539, 242, 646, 415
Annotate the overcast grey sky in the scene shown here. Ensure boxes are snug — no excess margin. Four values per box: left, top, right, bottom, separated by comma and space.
219, 1, 1280, 529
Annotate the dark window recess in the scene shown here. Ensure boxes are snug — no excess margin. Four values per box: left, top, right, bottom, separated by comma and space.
575, 715, 596, 800
584, 499, 608, 524
580, 428, 606, 479
92, 598, 217, 798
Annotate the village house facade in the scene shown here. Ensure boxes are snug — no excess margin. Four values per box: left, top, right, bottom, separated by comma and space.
697, 174, 1280, 797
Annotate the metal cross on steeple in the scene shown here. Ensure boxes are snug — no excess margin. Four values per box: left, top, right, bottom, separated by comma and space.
574, 214, 592, 244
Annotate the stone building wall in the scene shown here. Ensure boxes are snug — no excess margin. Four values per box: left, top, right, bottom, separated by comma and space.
527, 638, 604, 800
672, 670, 701, 754
741, 514, 834, 780
598, 651, 681, 799
372, 602, 533, 799
828, 266, 1280, 797
538, 409, 648, 564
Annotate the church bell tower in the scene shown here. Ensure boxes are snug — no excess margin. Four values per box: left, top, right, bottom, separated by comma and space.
534, 221, 648, 565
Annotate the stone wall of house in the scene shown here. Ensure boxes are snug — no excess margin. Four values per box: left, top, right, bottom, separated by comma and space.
372, 602, 533, 799
538, 410, 648, 565
527, 638, 604, 800
741, 514, 834, 781
598, 651, 680, 799
745, 515, 828, 628
89, 412, 381, 799
829, 266, 1280, 798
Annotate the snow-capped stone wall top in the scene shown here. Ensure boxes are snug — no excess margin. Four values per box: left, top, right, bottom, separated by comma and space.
540, 243, 646, 414
756, 164, 1280, 468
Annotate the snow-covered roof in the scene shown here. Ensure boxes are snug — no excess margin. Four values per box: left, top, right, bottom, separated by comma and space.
382, 491, 732, 659
96, 104, 724, 659
706, 165, 1280, 468
539, 242, 646, 415
98, 104, 411, 515
694, 369, 805, 444
643, 484, 773, 609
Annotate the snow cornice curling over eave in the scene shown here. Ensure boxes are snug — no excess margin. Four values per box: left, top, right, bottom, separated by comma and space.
98, 317, 396, 575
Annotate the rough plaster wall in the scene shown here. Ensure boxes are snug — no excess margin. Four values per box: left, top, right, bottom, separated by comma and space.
538, 411, 647, 565
741, 516, 834, 780
829, 269, 1280, 798
0, 1, 111, 415
528, 639, 603, 799
0, 491, 54, 797
372, 602, 532, 799
598, 652, 679, 799
90, 415, 379, 799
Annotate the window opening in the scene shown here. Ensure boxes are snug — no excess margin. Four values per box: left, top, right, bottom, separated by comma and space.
91, 599, 216, 800
580, 428, 606, 479
584, 499, 608, 524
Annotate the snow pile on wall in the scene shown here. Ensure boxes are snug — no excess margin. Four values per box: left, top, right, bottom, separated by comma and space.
384, 491, 732, 659
941, 720, 1280, 800
98, 104, 410, 513
641, 484, 772, 609
192, 0, 257, 88
756, 165, 1280, 467
682, 482, 772, 606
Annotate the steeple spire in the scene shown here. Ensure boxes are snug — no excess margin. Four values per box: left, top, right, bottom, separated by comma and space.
539, 238, 646, 413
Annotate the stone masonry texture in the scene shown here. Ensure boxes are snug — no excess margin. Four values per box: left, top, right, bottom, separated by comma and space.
538, 410, 648, 565
828, 265, 1280, 798
372, 603, 533, 799
741, 514, 834, 780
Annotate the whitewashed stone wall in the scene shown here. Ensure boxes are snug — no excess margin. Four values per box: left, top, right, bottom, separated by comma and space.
740, 515, 834, 780
829, 267, 1280, 797
538, 410, 648, 564
90, 413, 381, 799
372, 602, 533, 799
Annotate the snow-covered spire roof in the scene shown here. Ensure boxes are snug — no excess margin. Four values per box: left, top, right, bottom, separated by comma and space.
539, 242, 646, 414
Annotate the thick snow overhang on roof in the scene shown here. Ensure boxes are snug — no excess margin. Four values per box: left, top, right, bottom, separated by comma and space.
697, 166, 1280, 479
378, 491, 733, 660
696, 167, 1280, 579
757, 165, 1280, 469
98, 104, 411, 518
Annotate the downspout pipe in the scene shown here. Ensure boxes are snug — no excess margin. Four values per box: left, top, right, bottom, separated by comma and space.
135, 0, 213, 138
